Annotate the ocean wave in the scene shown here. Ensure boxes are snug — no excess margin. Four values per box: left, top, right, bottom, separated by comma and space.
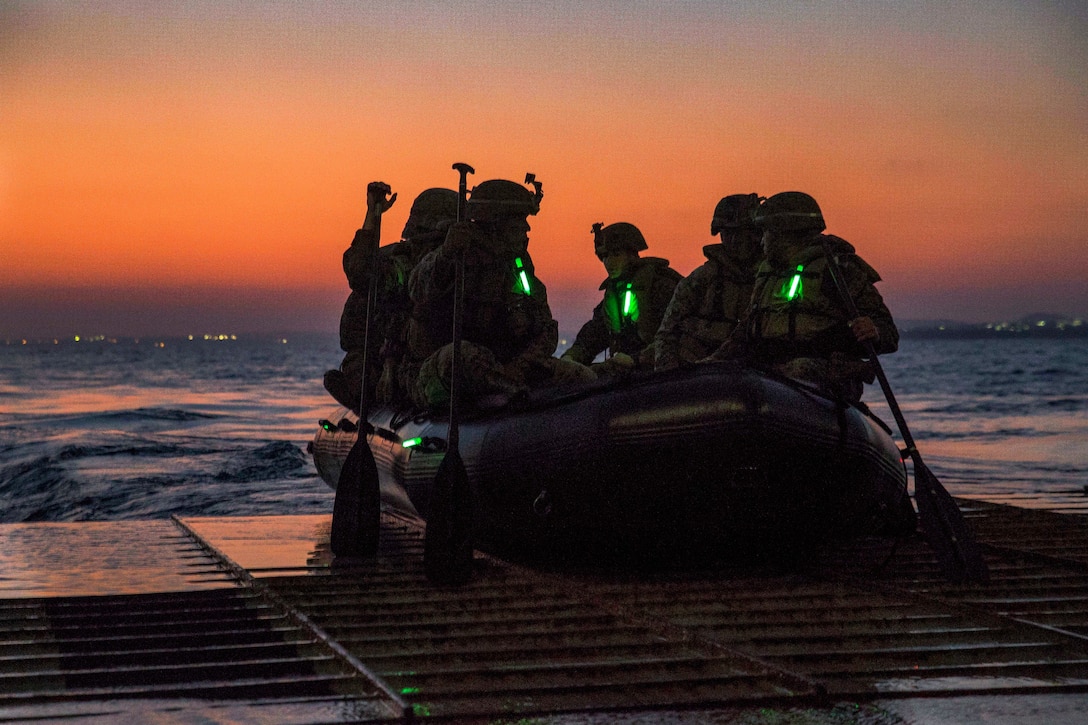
1044, 397, 1086, 411
1030, 366, 1082, 378
919, 427, 1046, 441
0, 454, 81, 522
57, 440, 220, 460
915, 398, 1087, 416
212, 441, 309, 482
116, 407, 217, 420
3, 408, 221, 432
73, 407, 220, 426
0, 437, 321, 523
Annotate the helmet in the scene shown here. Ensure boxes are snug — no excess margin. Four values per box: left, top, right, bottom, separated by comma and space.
466, 179, 540, 223
710, 193, 761, 235
593, 222, 647, 255
753, 192, 826, 232
401, 188, 458, 238
409, 188, 458, 220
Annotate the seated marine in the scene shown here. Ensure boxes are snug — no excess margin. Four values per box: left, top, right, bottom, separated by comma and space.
654, 193, 763, 370
324, 182, 458, 411
561, 222, 681, 376
406, 176, 594, 409
711, 191, 898, 402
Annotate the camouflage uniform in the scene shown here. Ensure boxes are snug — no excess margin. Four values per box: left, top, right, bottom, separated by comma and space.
705, 192, 898, 401
328, 188, 456, 410
408, 195, 593, 408
738, 234, 898, 364
654, 193, 764, 371
409, 176, 596, 407
563, 256, 681, 371
341, 230, 451, 407
653, 244, 756, 370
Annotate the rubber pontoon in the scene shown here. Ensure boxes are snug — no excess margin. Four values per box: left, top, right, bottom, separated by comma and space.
310, 361, 916, 564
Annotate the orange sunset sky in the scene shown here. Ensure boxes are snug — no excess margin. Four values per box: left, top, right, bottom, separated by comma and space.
2, 1, 1086, 338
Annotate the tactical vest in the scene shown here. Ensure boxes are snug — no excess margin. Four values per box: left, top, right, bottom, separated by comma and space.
602, 258, 680, 357
701, 246, 757, 335
414, 249, 548, 365
743, 245, 850, 360
600, 278, 642, 354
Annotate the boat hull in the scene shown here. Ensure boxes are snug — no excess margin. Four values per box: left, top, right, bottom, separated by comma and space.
311, 362, 914, 564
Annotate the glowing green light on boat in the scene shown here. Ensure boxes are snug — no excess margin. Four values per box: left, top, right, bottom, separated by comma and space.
402, 437, 422, 448
514, 257, 531, 294
622, 283, 634, 317
401, 686, 420, 695
785, 264, 804, 301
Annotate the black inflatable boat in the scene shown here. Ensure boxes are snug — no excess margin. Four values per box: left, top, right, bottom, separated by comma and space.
310, 361, 915, 564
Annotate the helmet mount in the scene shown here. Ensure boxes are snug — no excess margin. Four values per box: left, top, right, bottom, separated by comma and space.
753, 192, 826, 232
711, 193, 762, 235
466, 177, 541, 223
592, 222, 648, 256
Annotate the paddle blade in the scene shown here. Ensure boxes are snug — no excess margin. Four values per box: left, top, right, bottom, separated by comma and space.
330, 436, 381, 557
914, 459, 989, 583
423, 449, 474, 585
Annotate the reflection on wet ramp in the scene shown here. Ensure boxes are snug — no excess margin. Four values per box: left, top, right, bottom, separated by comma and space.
3, 502, 1088, 722
184, 507, 1088, 719
0, 517, 403, 722
0, 520, 234, 598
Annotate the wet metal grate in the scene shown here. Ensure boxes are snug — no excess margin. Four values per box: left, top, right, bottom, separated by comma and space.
261, 505, 1088, 718
4, 501, 1087, 721
0, 586, 401, 721
265, 516, 815, 719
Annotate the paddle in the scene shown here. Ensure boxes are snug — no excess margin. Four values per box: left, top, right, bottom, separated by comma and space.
330, 182, 394, 558
423, 162, 475, 585
821, 241, 989, 582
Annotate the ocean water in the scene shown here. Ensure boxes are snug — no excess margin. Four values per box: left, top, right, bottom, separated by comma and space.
866, 337, 1088, 512
1, 334, 1085, 523
0, 334, 341, 522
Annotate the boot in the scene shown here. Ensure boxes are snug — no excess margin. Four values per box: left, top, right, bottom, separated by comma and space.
323, 369, 359, 412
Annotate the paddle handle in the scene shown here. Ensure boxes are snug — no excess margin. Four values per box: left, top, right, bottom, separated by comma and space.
448, 163, 475, 450
448, 253, 463, 449
356, 182, 394, 419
